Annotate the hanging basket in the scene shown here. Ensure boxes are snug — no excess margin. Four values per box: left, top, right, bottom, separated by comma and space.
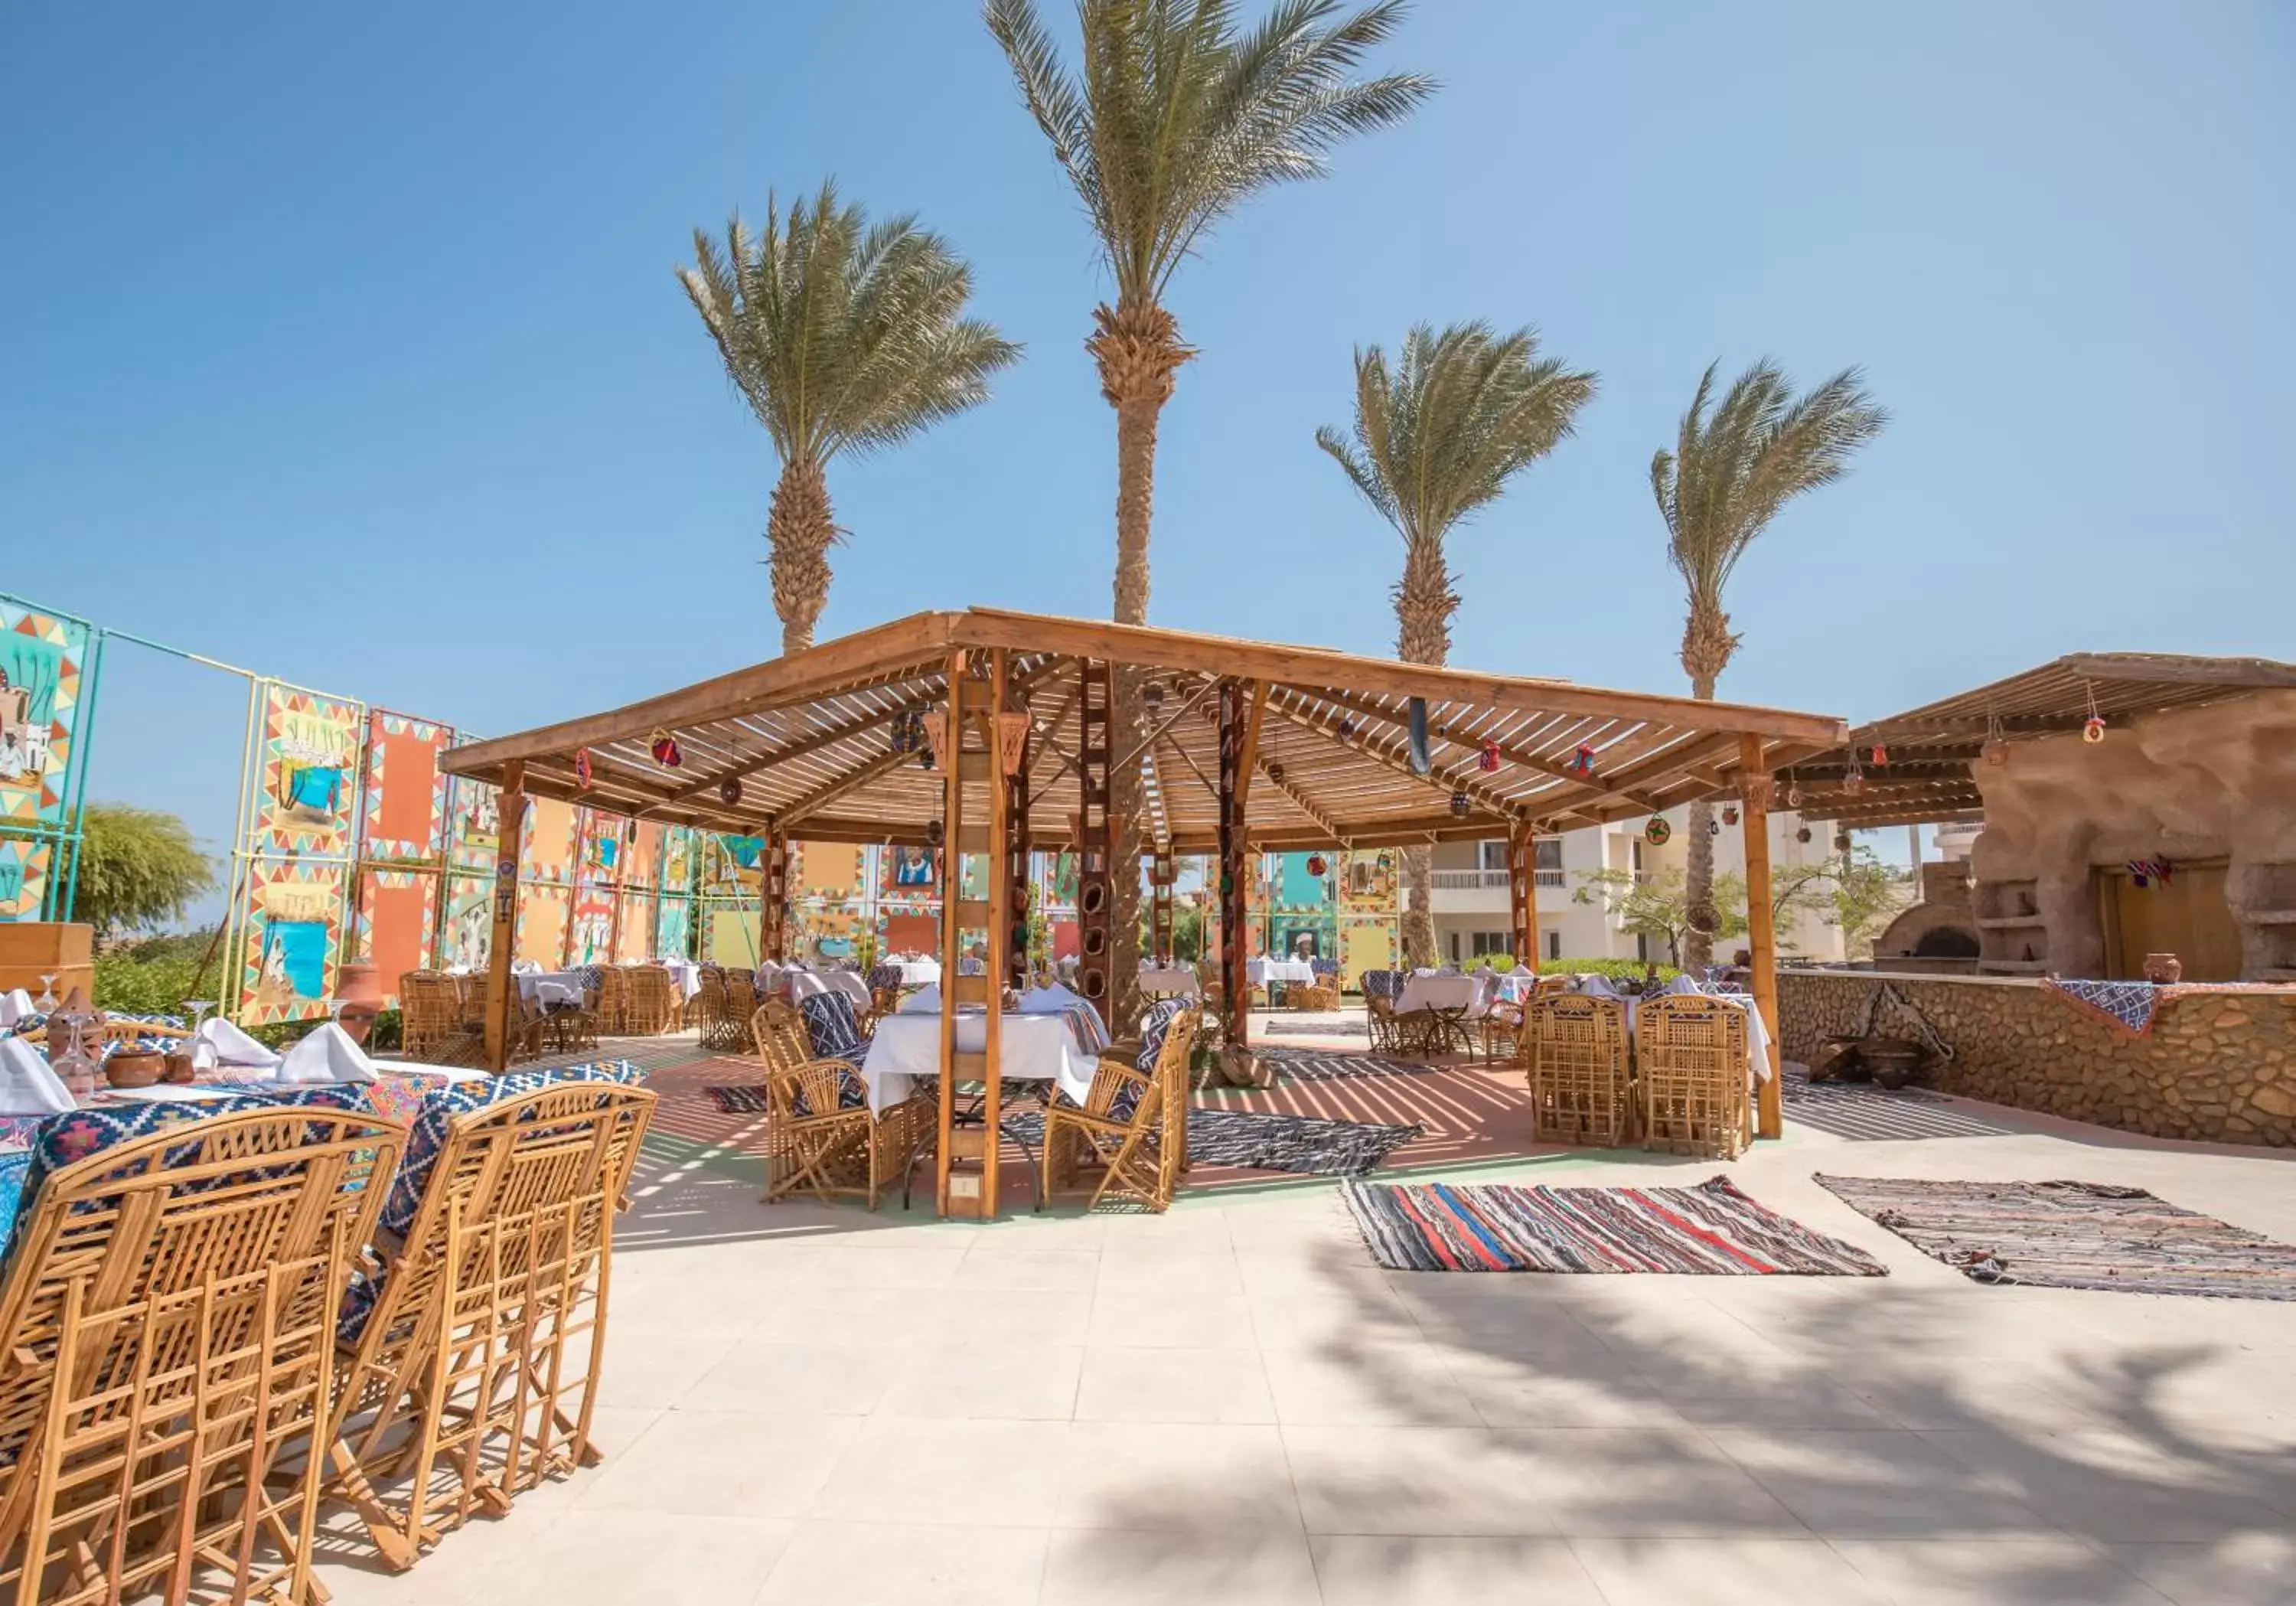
719, 775, 744, 808
1721, 805, 1740, 827
1685, 901, 1720, 935
1644, 816, 1672, 846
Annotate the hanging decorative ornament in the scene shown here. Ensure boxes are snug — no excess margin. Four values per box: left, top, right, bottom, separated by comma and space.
1835, 830, 1854, 852
1336, 716, 1358, 741
1686, 901, 1720, 935
1266, 760, 1286, 785
574, 748, 594, 790
2082, 681, 2106, 744
1142, 680, 1165, 714
649, 729, 683, 769
1305, 853, 1329, 877
1407, 698, 1431, 776
719, 775, 743, 808
925, 818, 944, 847
1707, 817, 1721, 836
1784, 772, 1804, 810
1796, 825, 1813, 844
1982, 707, 2011, 769
1644, 815, 1672, 846
1567, 743, 1596, 777
1870, 743, 1889, 766
1721, 804, 1740, 827
1842, 752, 1867, 797
920, 712, 947, 771
1448, 788, 1471, 818
1477, 739, 1501, 775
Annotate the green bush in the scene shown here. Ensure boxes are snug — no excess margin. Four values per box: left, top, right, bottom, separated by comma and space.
1458, 953, 1518, 974
91, 929, 400, 1049
1540, 957, 1681, 983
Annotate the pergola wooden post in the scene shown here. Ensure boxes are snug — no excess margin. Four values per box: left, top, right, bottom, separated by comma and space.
1217, 681, 1261, 1052
1738, 733, 1784, 1139
1506, 820, 1541, 974
481, 759, 528, 1072
759, 827, 790, 964
1074, 660, 1114, 1013
1150, 848, 1175, 963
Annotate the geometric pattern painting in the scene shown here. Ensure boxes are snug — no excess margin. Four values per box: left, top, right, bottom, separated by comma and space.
0, 598, 90, 835
443, 873, 493, 973
353, 868, 439, 1006
256, 685, 361, 855
0, 837, 49, 922
359, 710, 453, 862
237, 857, 349, 1026
514, 881, 571, 968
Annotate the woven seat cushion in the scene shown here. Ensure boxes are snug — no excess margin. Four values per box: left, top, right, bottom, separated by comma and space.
99, 1011, 188, 1059
798, 991, 873, 1063
1052, 998, 1186, 1125
1360, 970, 1402, 1000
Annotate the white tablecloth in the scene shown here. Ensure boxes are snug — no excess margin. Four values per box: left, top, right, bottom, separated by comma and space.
1247, 957, 1316, 986
515, 971, 588, 1010
1139, 965, 1198, 997
661, 958, 702, 1002
892, 957, 941, 986
1395, 974, 1479, 1014
859, 1010, 1097, 1115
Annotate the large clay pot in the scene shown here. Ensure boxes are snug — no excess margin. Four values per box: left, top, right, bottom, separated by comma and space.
2143, 952, 2183, 986
105, 1049, 168, 1089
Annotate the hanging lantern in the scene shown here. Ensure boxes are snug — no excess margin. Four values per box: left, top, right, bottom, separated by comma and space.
1142, 680, 1165, 714
1707, 817, 1721, 836
1835, 830, 1854, 852
574, 748, 594, 790
1870, 743, 1889, 766
1336, 716, 1358, 740
925, 819, 944, 847
1644, 815, 1672, 846
1795, 825, 1813, 844
918, 712, 945, 771
649, 729, 683, 769
2083, 716, 2106, 745
1266, 760, 1286, 785
1477, 740, 1501, 775
996, 711, 1031, 776
1842, 753, 1867, 797
1305, 854, 1329, 877
1982, 737, 2011, 769
1567, 743, 1596, 777
1448, 788, 1471, 818
1721, 804, 1740, 827
719, 775, 743, 808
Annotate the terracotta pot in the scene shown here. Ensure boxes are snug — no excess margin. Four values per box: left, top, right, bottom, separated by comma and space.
2143, 952, 2183, 986
106, 1049, 168, 1089
161, 1051, 197, 1084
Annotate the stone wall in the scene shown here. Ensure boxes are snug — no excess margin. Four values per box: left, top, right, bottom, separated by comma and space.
1777, 970, 2296, 1147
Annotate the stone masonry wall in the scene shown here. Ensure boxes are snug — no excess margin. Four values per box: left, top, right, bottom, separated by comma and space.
1777, 971, 2296, 1147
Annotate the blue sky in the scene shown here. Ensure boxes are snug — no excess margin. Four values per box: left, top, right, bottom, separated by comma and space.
3, 1, 2290, 877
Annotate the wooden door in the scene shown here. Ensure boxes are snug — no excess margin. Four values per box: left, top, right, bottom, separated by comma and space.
2099, 860, 2242, 981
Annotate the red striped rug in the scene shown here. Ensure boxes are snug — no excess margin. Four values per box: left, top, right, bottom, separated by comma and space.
1343, 1176, 1888, 1276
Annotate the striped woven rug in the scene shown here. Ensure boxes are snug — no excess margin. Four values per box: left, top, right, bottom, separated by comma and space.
1818, 1175, 2296, 1299
1343, 1177, 1888, 1275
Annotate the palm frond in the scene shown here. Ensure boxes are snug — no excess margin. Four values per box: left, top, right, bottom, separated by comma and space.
676, 184, 1022, 471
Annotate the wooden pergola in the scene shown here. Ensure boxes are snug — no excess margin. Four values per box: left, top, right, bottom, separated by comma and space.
442, 609, 1848, 1216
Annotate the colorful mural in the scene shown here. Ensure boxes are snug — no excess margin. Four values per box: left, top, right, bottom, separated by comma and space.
257, 687, 361, 854
1339, 916, 1400, 988
359, 710, 452, 862
0, 600, 89, 838
0, 838, 48, 921
1338, 847, 1401, 913
237, 859, 348, 1026
443, 873, 493, 972
353, 870, 439, 1004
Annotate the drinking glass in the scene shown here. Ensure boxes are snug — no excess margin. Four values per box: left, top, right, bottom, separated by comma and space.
34, 974, 58, 1014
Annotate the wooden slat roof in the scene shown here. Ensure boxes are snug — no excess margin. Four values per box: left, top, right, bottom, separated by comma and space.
439, 608, 1848, 850
1788, 651, 2296, 827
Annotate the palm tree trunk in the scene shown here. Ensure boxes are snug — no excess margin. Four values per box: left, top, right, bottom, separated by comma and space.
1678, 603, 1734, 971
768, 458, 836, 656
1090, 302, 1190, 1033
1394, 549, 1457, 971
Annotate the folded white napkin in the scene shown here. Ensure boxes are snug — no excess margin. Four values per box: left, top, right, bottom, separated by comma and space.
1019, 982, 1084, 1013
0, 987, 33, 1030
0, 1036, 74, 1113
1576, 974, 1619, 996
1663, 974, 1705, 996
192, 1016, 283, 1071
512, 959, 542, 975
897, 984, 941, 1015
272, 1022, 377, 1084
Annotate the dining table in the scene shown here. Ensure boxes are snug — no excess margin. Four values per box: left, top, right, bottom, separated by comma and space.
1392, 973, 1482, 1055
1246, 957, 1317, 987
859, 1007, 1098, 1116
514, 970, 589, 1012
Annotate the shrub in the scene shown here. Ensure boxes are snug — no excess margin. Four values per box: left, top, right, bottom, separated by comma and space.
1539, 957, 1681, 983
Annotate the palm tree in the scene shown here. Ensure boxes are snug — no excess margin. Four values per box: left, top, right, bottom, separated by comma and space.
987, 0, 1432, 1022
680, 181, 1022, 654
1319, 321, 1596, 967
1651, 358, 1887, 968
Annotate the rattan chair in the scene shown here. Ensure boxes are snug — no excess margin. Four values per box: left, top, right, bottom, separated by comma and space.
750, 1000, 918, 1209
318, 1071, 654, 1571
1480, 997, 1526, 1063
1639, 994, 1752, 1160
1290, 978, 1340, 1011
1526, 994, 1633, 1147
1042, 1005, 1198, 1213
620, 967, 678, 1036
0, 1098, 400, 1606
689, 970, 739, 1053
595, 966, 631, 1034
401, 971, 492, 1066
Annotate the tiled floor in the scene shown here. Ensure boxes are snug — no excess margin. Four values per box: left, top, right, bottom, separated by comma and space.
314, 1031, 2296, 1604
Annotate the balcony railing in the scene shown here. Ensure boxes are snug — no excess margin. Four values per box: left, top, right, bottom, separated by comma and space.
1430, 868, 1565, 890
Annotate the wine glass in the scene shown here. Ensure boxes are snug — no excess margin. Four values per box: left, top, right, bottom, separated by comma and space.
180, 998, 216, 1041
34, 974, 58, 1014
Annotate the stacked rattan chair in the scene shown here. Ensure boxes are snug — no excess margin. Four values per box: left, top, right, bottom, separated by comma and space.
1042, 1004, 1199, 1213
750, 1000, 918, 1209
400, 971, 491, 1065
595, 965, 631, 1034
317, 1069, 654, 1570
690, 969, 744, 1053
1480, 997, 1526, 1063
1360, 970, 1403, 1053
0, 1096, 401, 1606
1638, 994, 1752, 1160
1525, 993, 1634, 1147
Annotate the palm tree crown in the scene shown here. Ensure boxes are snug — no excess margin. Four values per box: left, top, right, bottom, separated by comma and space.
1650, 358, 1887, 692
680, 181, 1020, 653
1319, 321, 1597, 665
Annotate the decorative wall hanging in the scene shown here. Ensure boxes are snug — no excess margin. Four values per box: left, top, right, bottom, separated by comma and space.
1741, 775, 1774, 811
2082, 682, 2105, 744
649, 730, 682, 769
574, 748, 593, 789
1477, 740, 1501, 774
1304, 854, 1329, 877
1842, 753, 1867, 796
1567, 743, 1596, 777
1644, 815, 1672, 845
996, 711, 1030, 776
1982, 708, 2011, 768
1407, 699, 1430, 776
1707, 817, 1721, 836
1721, 804, 1740, 826
1870, 743, 1889, 766
925, 819, 944, 847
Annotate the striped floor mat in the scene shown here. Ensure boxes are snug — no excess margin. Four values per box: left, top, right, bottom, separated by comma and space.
1343, 1176, 1888, 1275
1008, 1108, 1422, 1177
703, 1085, 771, 1114
1817, 1176, 2296, 1299
1252, 1047, 1438, 1082
1783, 1075, 2018, 1141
